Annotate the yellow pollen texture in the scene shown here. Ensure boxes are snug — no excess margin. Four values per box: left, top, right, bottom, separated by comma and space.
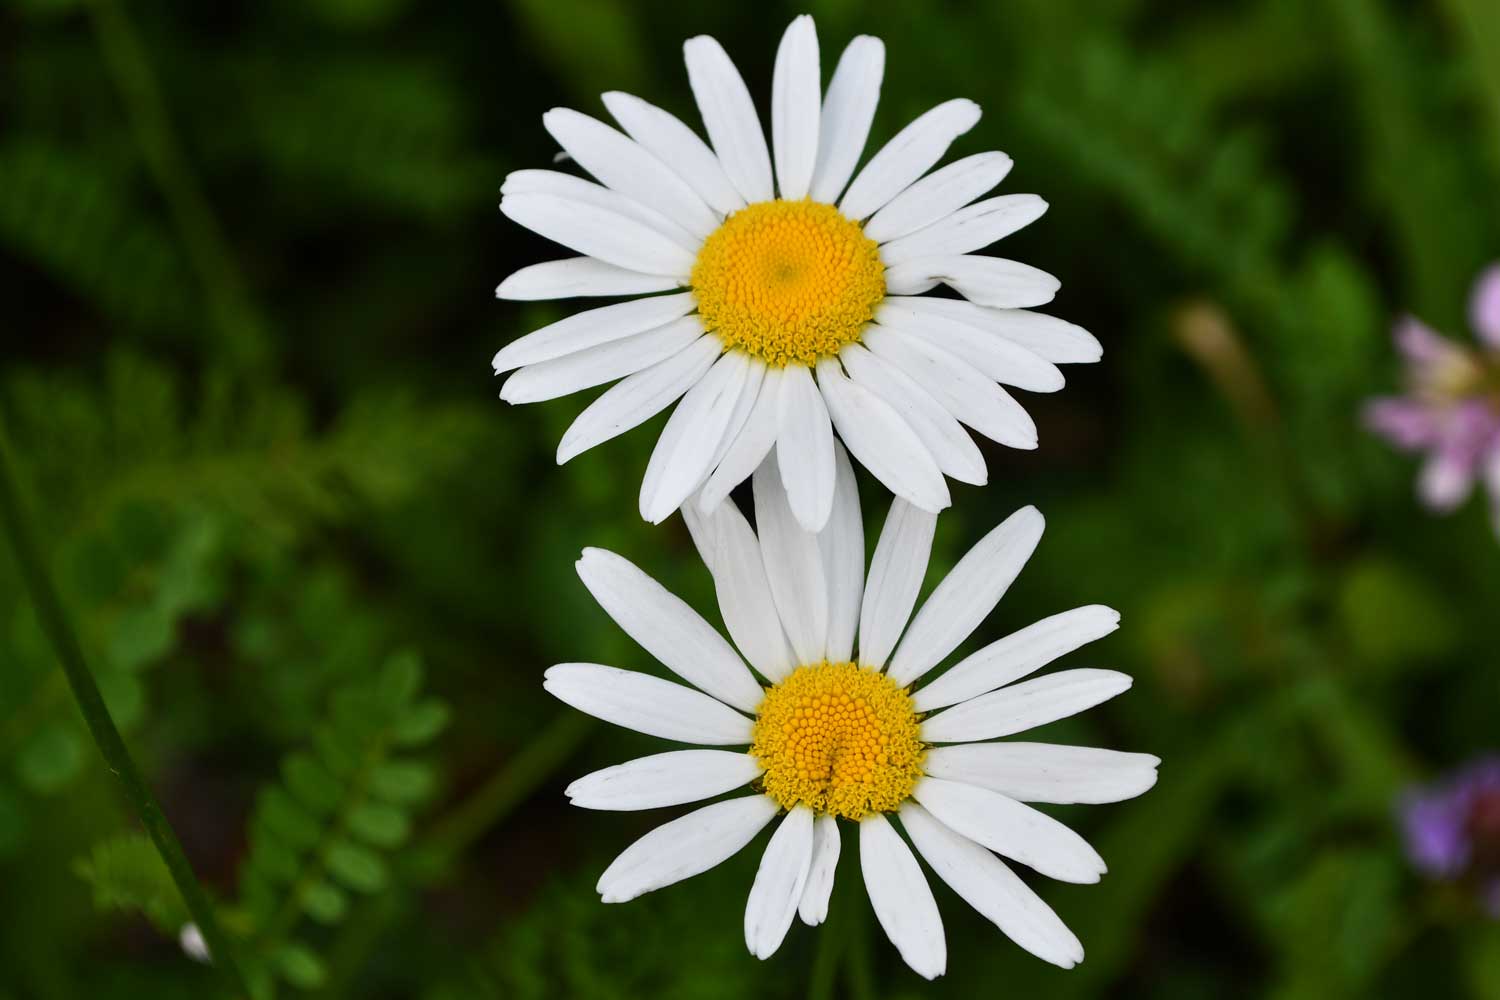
691, 199, 886, 368
751, 661, 924, 820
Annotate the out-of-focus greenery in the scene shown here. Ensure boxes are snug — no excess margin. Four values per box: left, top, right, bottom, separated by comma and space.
3, 0, 1500, 996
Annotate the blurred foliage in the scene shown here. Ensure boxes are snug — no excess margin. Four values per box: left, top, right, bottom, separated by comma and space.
4, 0, 1500, 997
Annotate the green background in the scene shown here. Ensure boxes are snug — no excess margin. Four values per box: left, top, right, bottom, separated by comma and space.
4, 0, 1500, 996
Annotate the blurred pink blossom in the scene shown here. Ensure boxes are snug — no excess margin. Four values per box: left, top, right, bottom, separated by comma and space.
1364, 265, 1500, 536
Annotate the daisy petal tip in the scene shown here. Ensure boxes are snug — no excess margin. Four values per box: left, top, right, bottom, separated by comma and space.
1015, 503, 1045, 526
913, 959, 946, 981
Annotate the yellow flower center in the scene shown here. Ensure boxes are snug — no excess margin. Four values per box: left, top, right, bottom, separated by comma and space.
691, 200, 886, 368
751, 661, 924, 820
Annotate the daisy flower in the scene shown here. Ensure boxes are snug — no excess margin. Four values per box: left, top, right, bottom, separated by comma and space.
543, 450, 1157, 978
1364, 263, 1500, 537
494, 15, 1101, 532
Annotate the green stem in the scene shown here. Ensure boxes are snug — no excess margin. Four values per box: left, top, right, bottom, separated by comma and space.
805, 864, 845, 1000
0, 436, 251, 998
415, 713, 593, 869
86, 0, 269, 369
842, 870, 876, 1000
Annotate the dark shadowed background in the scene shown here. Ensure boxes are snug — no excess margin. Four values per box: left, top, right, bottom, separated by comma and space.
4, 0, 1500, 997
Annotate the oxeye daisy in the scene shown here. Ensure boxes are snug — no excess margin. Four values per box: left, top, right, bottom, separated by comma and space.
543, 450, 1157, 978
495, 15, 1101, 532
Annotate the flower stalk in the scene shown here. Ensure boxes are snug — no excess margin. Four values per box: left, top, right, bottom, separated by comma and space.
0, 434, 251, 998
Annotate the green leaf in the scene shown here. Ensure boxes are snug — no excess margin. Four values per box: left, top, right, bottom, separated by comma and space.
274, 942, 328, 989
302, 881, 348, 925
258, 787, 323, 850
392, 698, 449, 745
377, 650, 423, 708
250, 838, 301, 885
326, 841, 388, 893
74, 832, 189, 934
368, 761, 434, 804
16, 724, 85, 793
347, 802, 409, 848
283, 753, 342, 814
314, 726, 364, 776
104, 606, 174, 673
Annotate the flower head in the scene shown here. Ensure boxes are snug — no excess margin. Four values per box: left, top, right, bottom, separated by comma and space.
1398, 756, 1500, 918
495, 15, 1100, 532
1364, 265, 1500, 535
544, 451, 1156, 978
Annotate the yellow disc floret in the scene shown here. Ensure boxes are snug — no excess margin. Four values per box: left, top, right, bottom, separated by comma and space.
751, 661, 924, 820
691, 200, 885, 368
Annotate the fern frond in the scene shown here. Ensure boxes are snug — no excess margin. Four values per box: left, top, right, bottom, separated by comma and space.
238, 650, 448, 994
0, 141, 193, 331
74, 832, 190, 935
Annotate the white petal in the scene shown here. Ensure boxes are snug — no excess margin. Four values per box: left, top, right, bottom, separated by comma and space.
744, 806, 814, 959
914, 606, 1121, 711
913, 777, 1106, 883
543, 108, 720, 239
502, 316, 704, 404
699, 367, 782, 513
923, 743, 1160, 805
544, 663, 753, 745
860, 814, 946, 980
798, 814, 841, 925
861, 326, 1037, 450
864, 152, 1013, 243
640, 351, 754, 523
502, 168, 699, 250
808, 36, 885, 204
707, 498, 796, 683
501, 192, 697, 277
874, 300, 1064, 392
884, 254, 1059, 308
771, 15, 820, 200
754, 454, 829, 665
684, 35, 774, 204
493, 292, 696, 372
696, 365, 780, 515
881, 297, 1102, 364
819, 441, 865, 663
857, 498, 935, 670
887, 505, 1044, 687
899, 801, 1083, 968
604, 91, 746, 216
597, 795, 778, 903
776, 365, 837, 532
880, 194, 1048, 266
575, 548, 764, 712
921, 668, 1133, 744
840, 99, 981, 221
816, 359, 950, 513
497, 257, 682, 301
707, 359, 767, 473
556, 333, 720, 463
681, 498, 717, 572
839, 344, 986, 485
566, 750, 764, 811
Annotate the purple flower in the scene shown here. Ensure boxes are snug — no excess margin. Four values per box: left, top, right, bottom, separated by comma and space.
1398, 756, 1500, 917
1363, 265, 1500, 537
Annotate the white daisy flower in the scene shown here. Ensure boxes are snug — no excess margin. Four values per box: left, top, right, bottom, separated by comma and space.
544, 449, 1157, 979
495, 14, 1101, 533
